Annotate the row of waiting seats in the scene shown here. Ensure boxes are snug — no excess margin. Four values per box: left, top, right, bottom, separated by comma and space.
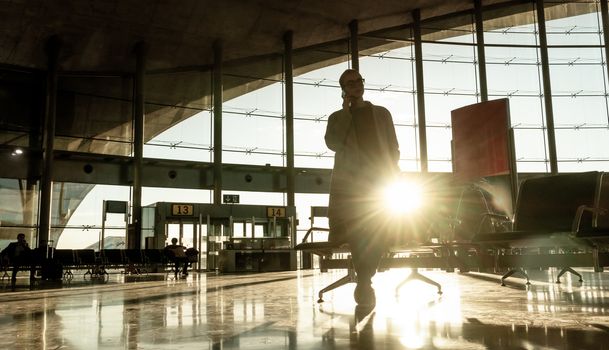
58, 248, 176, 278
296, 171, 609, 302
1, 248, 179, 281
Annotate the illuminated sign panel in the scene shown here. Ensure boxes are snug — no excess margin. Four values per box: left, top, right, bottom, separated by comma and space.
171, 204, 194, 216
266, 207, 286, 218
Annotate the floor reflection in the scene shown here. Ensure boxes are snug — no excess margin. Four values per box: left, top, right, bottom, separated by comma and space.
0, 269, 609, 349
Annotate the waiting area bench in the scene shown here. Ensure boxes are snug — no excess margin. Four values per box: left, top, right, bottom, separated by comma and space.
1, 248, 193, 282
471, 171, 609, 285
297, 172, 609, 301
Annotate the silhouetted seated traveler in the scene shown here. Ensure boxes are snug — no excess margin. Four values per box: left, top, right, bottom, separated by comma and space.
164, 238, 189, 278
0, 233, 35, 287
325, 69, 400, 307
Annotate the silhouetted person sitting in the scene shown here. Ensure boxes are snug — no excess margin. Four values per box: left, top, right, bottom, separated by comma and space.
165, 238, 188, 278
1, 233, 35, 286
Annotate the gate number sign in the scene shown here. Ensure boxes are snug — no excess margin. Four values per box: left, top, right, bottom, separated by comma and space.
172, 204, 194, 216
266, 207, 286, 218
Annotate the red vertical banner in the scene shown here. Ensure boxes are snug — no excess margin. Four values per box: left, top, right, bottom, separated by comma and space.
451, 99, 512, 182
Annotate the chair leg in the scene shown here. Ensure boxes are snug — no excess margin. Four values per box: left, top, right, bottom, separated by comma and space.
593, 248, 604, 272
501, 268, 530, 286
317, 267, 356, 303
556, 267, 583, 283
396, 268, 442, 295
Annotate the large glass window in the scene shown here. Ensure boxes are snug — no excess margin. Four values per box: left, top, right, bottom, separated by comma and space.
56, 76, 133, 156
484, 2, 549, 172
56, 183, 130, 249
223, 57, 285, 166
544, 0, 609, 171
293, 41, 350, 168
0, 178, 38, 249
0, 70, 41, 150
422, 13, 480, 172
359, 30, 420, 171
144, 71, 213, 162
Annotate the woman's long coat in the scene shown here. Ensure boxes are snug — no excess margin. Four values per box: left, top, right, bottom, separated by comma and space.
324, 101, 399, 243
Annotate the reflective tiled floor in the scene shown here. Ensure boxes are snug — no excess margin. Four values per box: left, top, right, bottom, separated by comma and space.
2, 267, 609, 349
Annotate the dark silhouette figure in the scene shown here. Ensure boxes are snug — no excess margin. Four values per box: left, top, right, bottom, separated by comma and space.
325, 69, 400, 307
165, 238, 189, 278
1, 233, 35, 287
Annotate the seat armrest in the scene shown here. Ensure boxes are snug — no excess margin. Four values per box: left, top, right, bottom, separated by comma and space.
572, 205, 608, 233
300, 227, 330, 244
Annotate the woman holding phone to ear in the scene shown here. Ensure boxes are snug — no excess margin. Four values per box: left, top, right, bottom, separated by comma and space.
325, 69, 400, 307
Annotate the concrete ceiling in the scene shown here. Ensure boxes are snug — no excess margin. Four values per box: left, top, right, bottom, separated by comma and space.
0, 0, 498, 73
1, 0, 525, 157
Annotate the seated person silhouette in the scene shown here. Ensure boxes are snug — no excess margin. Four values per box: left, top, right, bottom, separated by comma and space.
165, 238, 189, 278
1, 233, 35, 286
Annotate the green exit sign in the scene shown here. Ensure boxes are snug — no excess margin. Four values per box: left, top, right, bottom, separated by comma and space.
223, 194, 240, 204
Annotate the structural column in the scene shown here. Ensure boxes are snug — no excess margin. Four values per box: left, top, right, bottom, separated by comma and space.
349, 20, 359, 70
38, 35, 61, 249
601, 0, 609, 120
474, 0, 489, 102
413, 10, 428, 173
213, 40, 223, 205
131, 42, 147, 249
536, 0, 558, 174
284, 31, 295, 207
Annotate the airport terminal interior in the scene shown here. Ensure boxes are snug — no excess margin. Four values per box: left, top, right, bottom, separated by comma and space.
2, 0, 609, 348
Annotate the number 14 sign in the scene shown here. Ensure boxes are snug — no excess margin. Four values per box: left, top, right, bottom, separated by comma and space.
266, 207, 286, 218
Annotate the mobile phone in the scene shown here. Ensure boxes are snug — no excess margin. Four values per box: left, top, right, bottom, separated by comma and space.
341, 90, 346, 98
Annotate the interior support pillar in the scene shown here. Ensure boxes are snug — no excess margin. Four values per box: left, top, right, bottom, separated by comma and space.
474, 0, 488, 102
601, 0, 609, 124
131, 41, 147, 249
413, 9, 428, 173
349, 20, 359, 70
536, 0, 558, 174
284, 31, 295, 207
38, 35, 61, 249
213, 40, 223, 205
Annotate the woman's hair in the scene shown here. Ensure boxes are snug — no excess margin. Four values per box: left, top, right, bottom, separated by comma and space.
339, 69, 359, 89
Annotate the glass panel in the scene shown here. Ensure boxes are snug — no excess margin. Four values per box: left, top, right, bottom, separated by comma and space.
56, 183, 130, 249
422, 24, 478, 172
142, 187, 212, 206
548, 48, 605, 95
545, 1, 609, 170
513, 128, 550, 172
295, 193, 329, 243
395, 125, 419, 171
223, 57, 284, 166
426, 127, 454, 172
483, 2, 538, 46
56, 76, 133, 156
484, 2, 547, 172
486, 46, 543, 101
552, 96, 608, 126
144, 70, 213, 162
360, 34, 419, 171
544, 1, 603, 46
421, 12, 476, 44
0, 70, 41, 148
556, 127, 609, 171
293, 40, 350, 168
0, 178, 38, 248
144, 110, 213, 162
